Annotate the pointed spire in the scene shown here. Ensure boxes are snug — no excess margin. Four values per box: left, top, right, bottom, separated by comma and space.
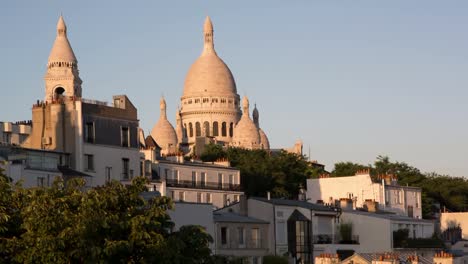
48, 15, 77, 65
242, 96, 250, 116
253, 103, 259, 127
160, 97, 167, 120
57, 15, 67, 36
203, 16, 215, 54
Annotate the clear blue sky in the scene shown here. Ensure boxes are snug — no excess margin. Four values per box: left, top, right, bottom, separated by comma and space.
1, 1, 467, 177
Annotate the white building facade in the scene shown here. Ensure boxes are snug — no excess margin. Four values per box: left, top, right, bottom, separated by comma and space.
306, 172, 423, 218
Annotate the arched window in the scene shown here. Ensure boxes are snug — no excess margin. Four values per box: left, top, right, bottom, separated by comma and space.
189, 123, 194, 138
54, 87, 66, 100
221, 122, 227, 137
203, 121, 210, 136
229, 123, 234, 137
195, 122, 201, 137
213, 122, 219, 137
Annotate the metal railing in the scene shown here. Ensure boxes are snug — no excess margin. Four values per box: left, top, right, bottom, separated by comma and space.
166, 179, 241, 191
312, 234, 359, 244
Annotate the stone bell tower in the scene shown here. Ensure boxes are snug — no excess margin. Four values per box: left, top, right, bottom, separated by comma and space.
44, 15, 82, 102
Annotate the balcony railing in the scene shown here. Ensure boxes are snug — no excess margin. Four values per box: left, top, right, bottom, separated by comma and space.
166, 179, 241, 192
312, 234, 359, 244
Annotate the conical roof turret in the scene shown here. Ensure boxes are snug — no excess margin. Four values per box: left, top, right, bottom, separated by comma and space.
48, 15, 77, 65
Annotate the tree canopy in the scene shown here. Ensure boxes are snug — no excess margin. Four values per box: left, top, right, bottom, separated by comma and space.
200, 145, 323, 199
0, 174, 213, 263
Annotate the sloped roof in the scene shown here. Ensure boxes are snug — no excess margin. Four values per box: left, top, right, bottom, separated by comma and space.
342, 253, 433, 264
252, 197, 336, 212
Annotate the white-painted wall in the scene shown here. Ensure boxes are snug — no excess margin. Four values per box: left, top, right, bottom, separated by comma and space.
441, 212, 468, 239
340, 211, 434, 253
306, 174, 422, 218
168, 202, 215, 249
83, 143, 140, 186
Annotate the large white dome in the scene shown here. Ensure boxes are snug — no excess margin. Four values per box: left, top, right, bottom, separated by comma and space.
182, 16, 237, 99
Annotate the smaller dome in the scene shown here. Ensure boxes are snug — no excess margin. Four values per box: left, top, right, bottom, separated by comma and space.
232, 97, 260, 149
150, 98, 178, 153
259, 128, 270, 150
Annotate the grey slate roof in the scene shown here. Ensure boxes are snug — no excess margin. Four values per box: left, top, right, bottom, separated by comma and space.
251, 197, 336, 212
213, 212, 269, 224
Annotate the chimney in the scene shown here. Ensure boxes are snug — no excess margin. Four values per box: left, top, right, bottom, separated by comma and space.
364, 199, 378, 212
239, 195, 248, 216
407, 255, 420, 264
315, 254, 340, 264
339, 198, 353, 210
434, 251, 455, 264
372, 253, 399, 264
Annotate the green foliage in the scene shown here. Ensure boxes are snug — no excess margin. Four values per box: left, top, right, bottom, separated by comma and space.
332, 162, 370, 177
393, 229, 444, 249
263, 255, 289, 264
0, 176, 213, 263
339, 222, 353, 243
226, 148, 312, 198
200, 143, 226, 162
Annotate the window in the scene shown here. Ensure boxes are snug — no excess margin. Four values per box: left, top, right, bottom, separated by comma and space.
233, 195, 239, 202
206, 193, 212, 204
85, 122, 95, 143
221, 227, 228, 245
145, 161, 151, 175
229, 174, 234, 187
192, 171, 197, 187
139, 161, 144, 176
229, 123, 234, 137
173, 170, 179, 183
105, 167, 112, 182
238, 227, 245, 247
213, 122, 219, 136
195, 122, 201, 137
277, 221, 286, 244
121, 127, 130, 147
165, 168, 170, 179
122, 158, 129, 180
189, 123, 193, 137
218, 173, 223, 188
179, 191, 185, 202
170, 190, 175, 199
84, 154, 94, 171
200, 172, 206, 187
37, 177, 45, 187
221, 122, 227, 137
251, 228, 260, 248
197, 192, 202, 203
2, 132, 11, 144
223, 194, 228, 206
